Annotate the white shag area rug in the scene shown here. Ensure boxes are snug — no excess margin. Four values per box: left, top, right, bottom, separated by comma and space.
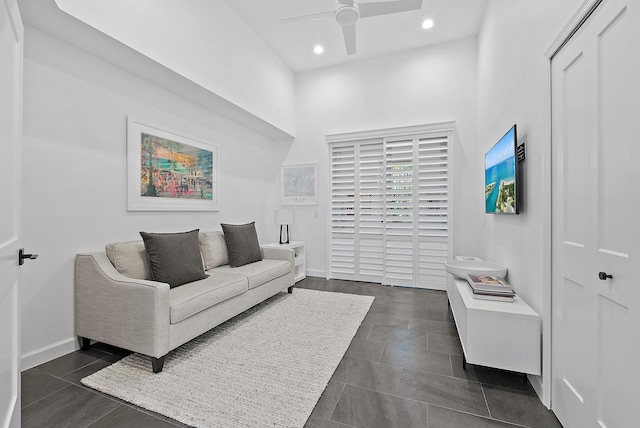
81, 288, 374, 427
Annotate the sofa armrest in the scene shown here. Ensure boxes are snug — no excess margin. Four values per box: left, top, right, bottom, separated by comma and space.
75, 253, 170, 358
261, 246, 295, 286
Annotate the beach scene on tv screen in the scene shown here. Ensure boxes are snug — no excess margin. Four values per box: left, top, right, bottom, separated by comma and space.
485, 127, 516, 213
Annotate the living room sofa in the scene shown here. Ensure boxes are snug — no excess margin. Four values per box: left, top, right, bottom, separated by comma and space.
75, 229, 294, 373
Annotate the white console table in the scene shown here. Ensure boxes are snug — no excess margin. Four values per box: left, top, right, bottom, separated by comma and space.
262, 241, 306, 283
446, 274, 541, 375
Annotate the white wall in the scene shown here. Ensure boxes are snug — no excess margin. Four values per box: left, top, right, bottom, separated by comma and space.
290, 38, 480, 277
40, 0, 296, 136
477, 0, 583, 403
20, 27, 289, 368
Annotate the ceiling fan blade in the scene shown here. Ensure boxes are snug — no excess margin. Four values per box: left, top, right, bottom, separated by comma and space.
279, 10, 334, 23
341, 24, 357, 55
359, 0, 423, 18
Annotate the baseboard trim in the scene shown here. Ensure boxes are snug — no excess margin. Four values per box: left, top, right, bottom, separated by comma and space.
21, 336, 78, 371
528, 373, 545, 407
305, 269, 327, 278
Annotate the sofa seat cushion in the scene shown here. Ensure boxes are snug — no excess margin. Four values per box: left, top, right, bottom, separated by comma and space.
213, 259, 291, 290
169, 272, 248, 324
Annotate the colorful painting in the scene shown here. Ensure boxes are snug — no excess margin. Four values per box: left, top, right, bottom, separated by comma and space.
127, 118, 219, 211
140, 133, 213, 200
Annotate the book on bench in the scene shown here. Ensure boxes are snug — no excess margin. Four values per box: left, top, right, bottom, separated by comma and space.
466, 274, 515, 302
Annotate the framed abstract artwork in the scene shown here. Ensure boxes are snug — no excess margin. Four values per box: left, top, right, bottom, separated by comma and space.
281, 163, 318, 205
127, 117, 219, 211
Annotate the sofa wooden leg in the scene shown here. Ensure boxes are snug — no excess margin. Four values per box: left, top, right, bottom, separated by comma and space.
152, 356, 165, 373
288, 286, 294, 294
78, 336, 91, 351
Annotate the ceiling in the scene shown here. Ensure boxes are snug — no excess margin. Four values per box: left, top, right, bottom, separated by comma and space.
224, 0, 488, 72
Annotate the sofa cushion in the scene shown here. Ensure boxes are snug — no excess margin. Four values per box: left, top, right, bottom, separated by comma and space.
221, 222, 262, 267
169, 272, 248, 324
213, 259, 291, 289
105, 240, 151, 280
199, 230, 229, 270
140, 229, 208, 288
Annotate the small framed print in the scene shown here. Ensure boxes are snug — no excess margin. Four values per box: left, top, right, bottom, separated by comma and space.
281, 163, 318, 205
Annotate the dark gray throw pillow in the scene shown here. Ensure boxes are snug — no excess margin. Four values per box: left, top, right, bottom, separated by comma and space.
140, 229, 208, 288
221, 222, 263, 268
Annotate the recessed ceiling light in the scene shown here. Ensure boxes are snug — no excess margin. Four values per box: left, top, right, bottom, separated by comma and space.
314, 45, 324, 54
422, 18, 434, 29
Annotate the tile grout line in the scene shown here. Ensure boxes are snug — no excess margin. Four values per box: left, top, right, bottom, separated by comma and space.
426, 400, 429, 428
352, 335, 468, 382
326, 381, 349, 427
427, 403, 531, 428
341, 383, 502, 424
480, 382, 493, 420
119, 402, 188, 427
54, 358, 109, 381
335, 374, 491, 420
20, 383, 73, 411
446, 350, 454, 377
73, 380, 131, 407
343, 383, 433, 408
346, 349, 487, 388
377, 339, 387, 363
364, 323, 373, 340
83, 404, 124, 428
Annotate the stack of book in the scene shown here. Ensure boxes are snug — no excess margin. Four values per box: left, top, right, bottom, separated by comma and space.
465, 274, 515, 302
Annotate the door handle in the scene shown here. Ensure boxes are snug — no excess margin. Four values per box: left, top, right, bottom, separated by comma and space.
18, 248, 38, 266
598, 271, 613, 280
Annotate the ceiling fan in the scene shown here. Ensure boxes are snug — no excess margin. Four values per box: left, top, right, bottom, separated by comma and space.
279, 0, 424, 55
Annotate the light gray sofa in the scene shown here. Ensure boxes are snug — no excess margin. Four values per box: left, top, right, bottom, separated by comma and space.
75, 230, 294, 373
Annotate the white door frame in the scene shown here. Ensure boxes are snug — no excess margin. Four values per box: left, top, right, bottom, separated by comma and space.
0, 0, 23, 426
543, 0, 606, 411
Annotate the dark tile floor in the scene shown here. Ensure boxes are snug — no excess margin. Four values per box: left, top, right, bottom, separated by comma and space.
21, 277, 562, 428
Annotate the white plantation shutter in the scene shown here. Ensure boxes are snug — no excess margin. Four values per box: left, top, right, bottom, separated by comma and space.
384, 138, 415, 286
417, 136, 449, 288
328, 125, 452, 290
330, 144, 356, 278
357, 142, 385, 280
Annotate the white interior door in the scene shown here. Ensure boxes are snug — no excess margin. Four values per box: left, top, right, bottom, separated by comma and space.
551, 0, 640, 427
0, 1, 22, 427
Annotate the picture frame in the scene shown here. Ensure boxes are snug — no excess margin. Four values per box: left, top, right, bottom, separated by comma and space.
281, 163, 318, 205
127, 117, 220, 211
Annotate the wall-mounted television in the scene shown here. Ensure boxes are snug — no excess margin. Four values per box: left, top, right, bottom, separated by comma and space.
485, 125, 519, 214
